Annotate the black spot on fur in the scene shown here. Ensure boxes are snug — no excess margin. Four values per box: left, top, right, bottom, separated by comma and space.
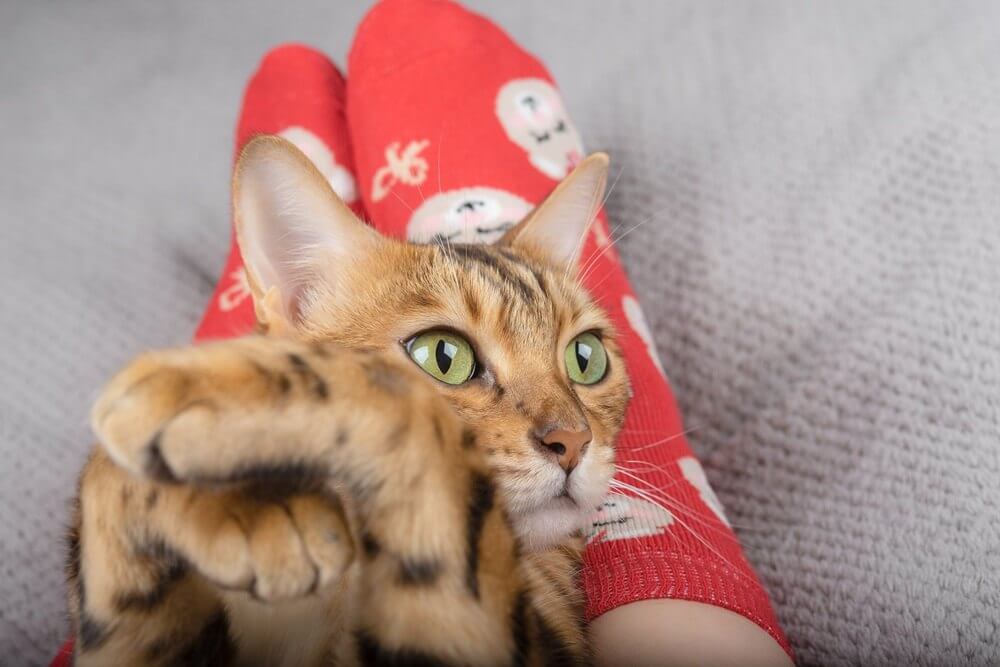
532, 605, 578, 667
288, 353, 329, 400
77, 612, 109, 651
65, 523, 81, 587
397, 558, 443, 586
461, 428, 476, 450
250, 360, 291, 396
355, 630, 452, 667
121, 486, 133, 505
144, 433, 177, 482
145, 635, 174, 661
336, 427, 350, 447
511, 590, 531, 667
529, 268, 549, 298
450, 244, 537, 303
464, 473, 495, 599
145, 489, 159, 510
191, 461, 328, 496
115, 560, 186, 612
176, 610, 236, 667
361, 531, 381, 558
137, 538, 182, 564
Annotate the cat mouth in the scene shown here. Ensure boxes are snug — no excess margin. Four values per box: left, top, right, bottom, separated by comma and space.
554, 489, 578, 507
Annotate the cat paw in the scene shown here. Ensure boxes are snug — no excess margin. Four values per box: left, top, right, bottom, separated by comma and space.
191, 493, 354, 602
92, 350, 206, 478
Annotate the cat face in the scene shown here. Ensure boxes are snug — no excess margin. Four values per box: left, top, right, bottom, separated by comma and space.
406, 187, 533, 244
234, 138, 629, 550
496, 78, 584, 180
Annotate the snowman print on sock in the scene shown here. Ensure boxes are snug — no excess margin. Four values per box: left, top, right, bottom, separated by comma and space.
278, 126, 358, 204
678, 457, 731, 527
622, 295, 666, 378
496, 78, 584, 180
407, 187, 533, 245
587, 492, 675, 544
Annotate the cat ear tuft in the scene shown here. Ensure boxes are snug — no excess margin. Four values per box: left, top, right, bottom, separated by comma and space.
500, 152, 609, 269
233, 136, 378, 331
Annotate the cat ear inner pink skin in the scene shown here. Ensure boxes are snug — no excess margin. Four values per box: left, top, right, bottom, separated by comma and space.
233, 135, 379, 332
499, 152, 609, 270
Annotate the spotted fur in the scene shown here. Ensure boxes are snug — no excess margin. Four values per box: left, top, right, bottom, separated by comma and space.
67, 138, 630, 666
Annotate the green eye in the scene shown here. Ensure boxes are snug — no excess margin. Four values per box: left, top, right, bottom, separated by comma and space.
407, 330, 477, 385
565, 332, 608, 385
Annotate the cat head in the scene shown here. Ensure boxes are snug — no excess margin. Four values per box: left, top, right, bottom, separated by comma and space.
233, 136, 630, 550
495, 78, 584, 180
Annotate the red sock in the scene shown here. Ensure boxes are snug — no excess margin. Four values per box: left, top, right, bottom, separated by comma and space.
347, 0, 789, 654
194, 43, 364, 342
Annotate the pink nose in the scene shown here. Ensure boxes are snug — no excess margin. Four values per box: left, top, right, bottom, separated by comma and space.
539, 427, 592, 473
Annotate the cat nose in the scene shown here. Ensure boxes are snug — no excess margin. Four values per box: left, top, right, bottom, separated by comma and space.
539, 427, 592, 473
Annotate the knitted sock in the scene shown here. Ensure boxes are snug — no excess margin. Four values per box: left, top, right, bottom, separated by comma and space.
194, 43, 363, 342
346, 0, 789, 653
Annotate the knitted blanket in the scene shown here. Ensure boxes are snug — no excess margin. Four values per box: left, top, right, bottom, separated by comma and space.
1, 1, 997, 665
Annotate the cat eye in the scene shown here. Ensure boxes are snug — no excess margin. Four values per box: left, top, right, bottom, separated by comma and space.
565, 332, 608, 385
406, 330, 477, 385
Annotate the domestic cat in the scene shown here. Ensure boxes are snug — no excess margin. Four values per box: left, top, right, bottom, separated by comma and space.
67, 136, 630, 666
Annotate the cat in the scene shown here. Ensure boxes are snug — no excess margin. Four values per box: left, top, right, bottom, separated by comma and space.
66, 136, 630, 666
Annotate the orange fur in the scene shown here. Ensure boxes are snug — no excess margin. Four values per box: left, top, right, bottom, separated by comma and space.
67, 138, 630, 666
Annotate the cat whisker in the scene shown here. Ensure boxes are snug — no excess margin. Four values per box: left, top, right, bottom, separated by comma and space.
577, 203, 670, 285
389, 187, 415, 213
436, 132, 444, 197
620, 425, 702, 452
606, 479, 761, 578
563, 183, 607, 283
613, 467, 767, 533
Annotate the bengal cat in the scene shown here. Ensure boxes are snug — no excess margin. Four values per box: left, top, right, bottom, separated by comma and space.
66, 137, 630, 666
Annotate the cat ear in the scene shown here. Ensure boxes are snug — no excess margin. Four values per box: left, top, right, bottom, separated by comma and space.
500, 152, 609, 269
233, 135, 378, 332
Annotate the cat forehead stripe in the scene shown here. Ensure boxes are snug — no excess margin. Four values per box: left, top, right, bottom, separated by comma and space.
441, 244, 542, 306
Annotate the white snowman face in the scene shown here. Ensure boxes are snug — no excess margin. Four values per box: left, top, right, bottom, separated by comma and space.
406, 187, 533, 245
495, 78, 584, 180
586, 492, 675, 544
278, 126, 358, 204
622, 295, 666, 378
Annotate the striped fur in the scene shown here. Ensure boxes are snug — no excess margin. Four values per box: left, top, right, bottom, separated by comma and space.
67, 138, 629, 665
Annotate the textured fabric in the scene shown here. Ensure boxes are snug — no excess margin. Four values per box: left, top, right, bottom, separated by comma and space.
3, 1, 1000, 666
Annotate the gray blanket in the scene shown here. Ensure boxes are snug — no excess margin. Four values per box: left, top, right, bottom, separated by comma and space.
2, 1, 998, 665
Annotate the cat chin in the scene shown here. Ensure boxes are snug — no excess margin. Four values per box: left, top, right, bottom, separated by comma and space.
513, 499, 590, 552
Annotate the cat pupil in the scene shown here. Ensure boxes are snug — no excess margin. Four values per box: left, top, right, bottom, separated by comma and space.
436, 339, 457, 373
575, 341, 592, 372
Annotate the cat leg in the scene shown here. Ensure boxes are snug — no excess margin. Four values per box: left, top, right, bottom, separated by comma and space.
93, 336, 587, 666
70, 448, 352, 665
